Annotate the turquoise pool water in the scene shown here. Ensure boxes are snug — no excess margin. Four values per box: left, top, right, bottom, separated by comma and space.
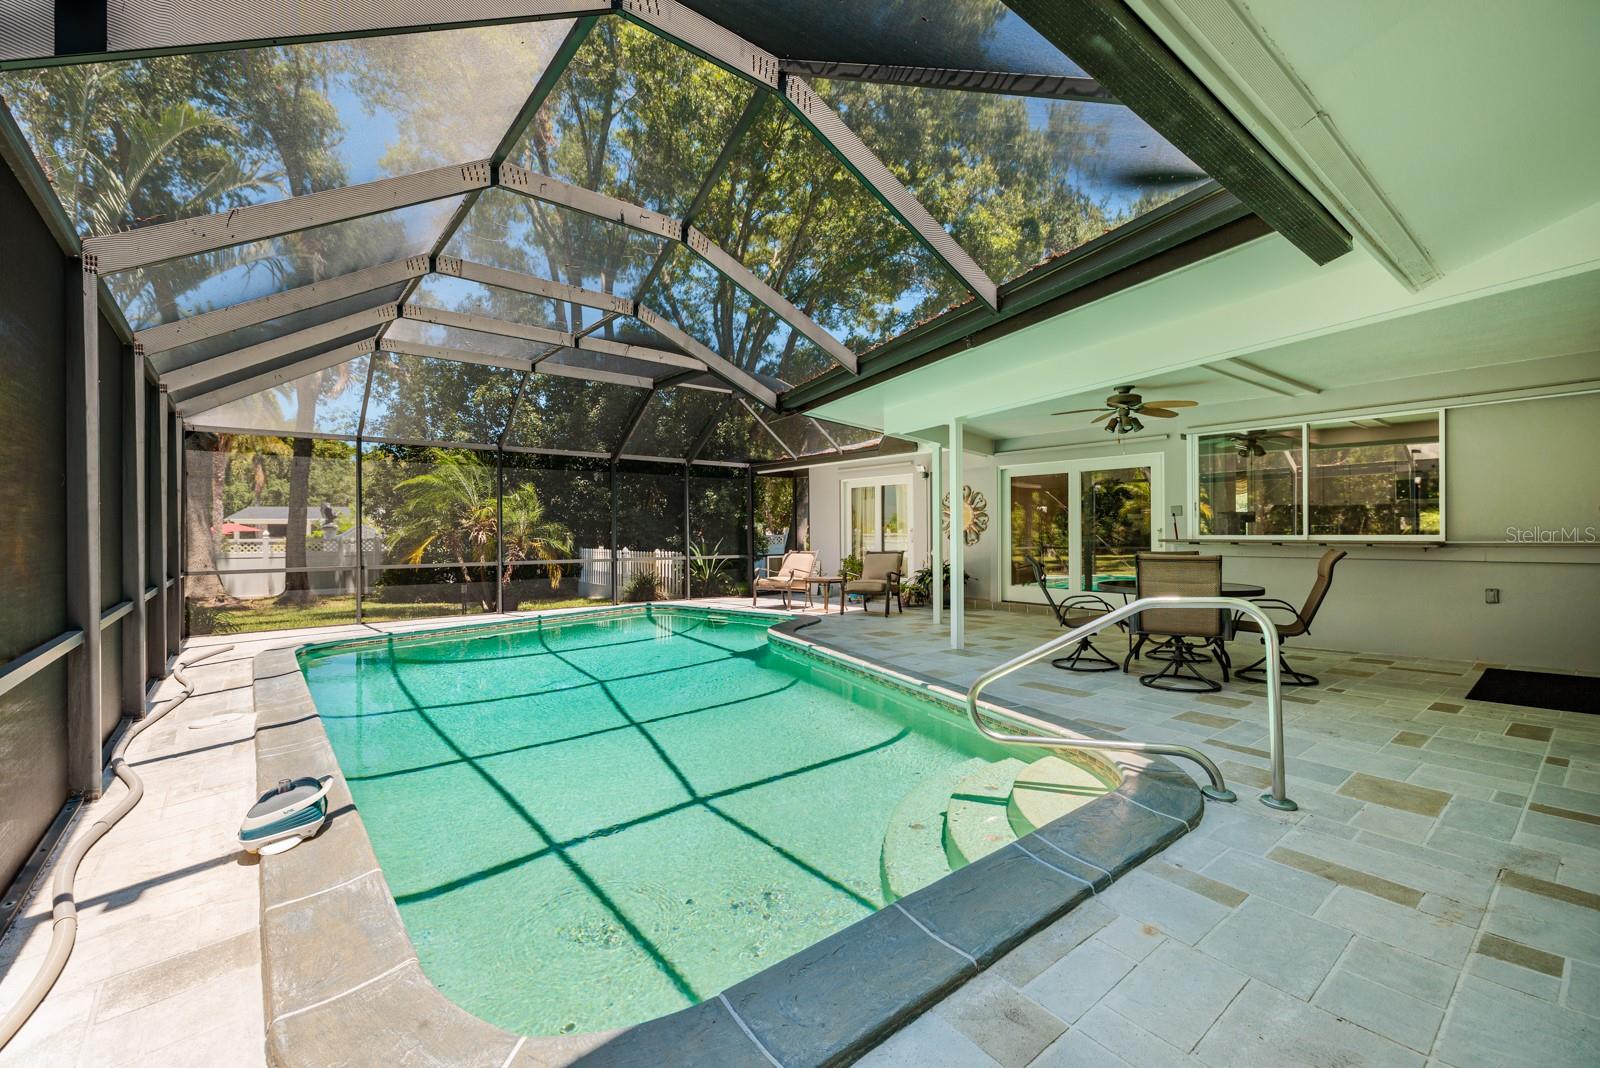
300, 607, 1017, 1036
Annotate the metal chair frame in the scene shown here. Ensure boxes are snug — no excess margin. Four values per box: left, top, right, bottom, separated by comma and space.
1024, 554, 1120, 673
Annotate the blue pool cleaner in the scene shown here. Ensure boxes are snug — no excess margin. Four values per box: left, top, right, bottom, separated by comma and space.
239, 776, 331, 855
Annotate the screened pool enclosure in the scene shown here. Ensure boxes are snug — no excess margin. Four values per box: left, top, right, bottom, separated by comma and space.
1, 0, 1365, 897
0, 0, 1268, 644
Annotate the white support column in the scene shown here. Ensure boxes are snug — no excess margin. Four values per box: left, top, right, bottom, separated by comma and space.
948, 421, 965, 649
928, 444, 942, 627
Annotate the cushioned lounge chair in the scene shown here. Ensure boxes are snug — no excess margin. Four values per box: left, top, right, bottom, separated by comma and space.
752, 551, 816, 609
844, 550, 903, 616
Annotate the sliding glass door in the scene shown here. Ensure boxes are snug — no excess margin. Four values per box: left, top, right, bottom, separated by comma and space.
843, 476, 912, 560
1003, 455, 1161, 603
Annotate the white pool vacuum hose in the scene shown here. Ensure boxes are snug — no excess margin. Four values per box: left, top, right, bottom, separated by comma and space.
0, 643, 235, 1052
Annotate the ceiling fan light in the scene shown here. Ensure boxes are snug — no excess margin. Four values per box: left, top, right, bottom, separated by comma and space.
1130, 416, 1144, 432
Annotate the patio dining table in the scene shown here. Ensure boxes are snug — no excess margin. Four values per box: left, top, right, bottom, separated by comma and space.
1088, 577, 1267, 599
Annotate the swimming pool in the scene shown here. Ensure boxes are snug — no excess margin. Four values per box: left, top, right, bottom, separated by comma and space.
297, 606, 1115, 1036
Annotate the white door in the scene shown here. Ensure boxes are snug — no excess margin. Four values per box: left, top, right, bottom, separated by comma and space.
1001, 454, 1162, 603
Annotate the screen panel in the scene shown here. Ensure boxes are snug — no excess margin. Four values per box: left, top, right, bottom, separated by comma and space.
149, 285, 405, 375
624, 386, 726, 458
508, 18, 755, 218
108, 196, 463, 331
692, 103, 969, 355
811, 78, 1207, 286
444, 187, 664, 302
186, 356, 371, 437
646, 245, 835, 387
507, 373, 650, 454
362, 352, 520, 444
0, 22, 573, 236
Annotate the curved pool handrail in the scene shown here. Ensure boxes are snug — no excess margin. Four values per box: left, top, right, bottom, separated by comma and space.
965, 595, 1297, 811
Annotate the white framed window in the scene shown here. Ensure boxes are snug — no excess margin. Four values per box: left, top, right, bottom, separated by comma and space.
841, 475, 913, 559
1190, 409, 1444, 540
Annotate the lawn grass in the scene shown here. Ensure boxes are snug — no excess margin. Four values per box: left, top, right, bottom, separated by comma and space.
191, 594, 602, 635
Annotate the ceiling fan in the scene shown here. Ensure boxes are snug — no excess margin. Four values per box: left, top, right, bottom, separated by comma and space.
1230, 432, 1267, 458
1053, 385, 1198, 435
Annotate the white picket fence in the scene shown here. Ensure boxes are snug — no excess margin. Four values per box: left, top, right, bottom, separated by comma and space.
215, 534, 381, 598
577, 547, 685, 600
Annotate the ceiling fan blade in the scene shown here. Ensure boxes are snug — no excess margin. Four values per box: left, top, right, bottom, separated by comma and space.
1139, 399, 1197, 409
1139, 407, 1180, 418
1092, 412, 1117, 424
1050, 407, 1106, 417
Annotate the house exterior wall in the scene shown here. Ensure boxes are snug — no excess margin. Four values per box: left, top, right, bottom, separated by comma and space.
804, 388, 1600, 672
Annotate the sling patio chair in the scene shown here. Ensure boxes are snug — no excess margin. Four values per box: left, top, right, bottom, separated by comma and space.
844, 550, 904, 616
1025, 554, 1119, 671
752, 551, 817, 609
1231, 548, 1347, 685
1123, 553, 1232, 692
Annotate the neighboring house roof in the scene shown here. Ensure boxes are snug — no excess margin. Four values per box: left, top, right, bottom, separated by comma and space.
225, 505, 354, 522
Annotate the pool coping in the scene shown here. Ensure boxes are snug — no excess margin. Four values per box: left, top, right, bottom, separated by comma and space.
251, 604, 1206, 1068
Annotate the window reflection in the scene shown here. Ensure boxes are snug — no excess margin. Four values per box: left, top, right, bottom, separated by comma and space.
1308, 416, 1440, 536
1197, 428, 1303, 536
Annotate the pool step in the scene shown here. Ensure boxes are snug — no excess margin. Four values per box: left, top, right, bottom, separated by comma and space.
879, 757, 991, 902
1008, 755, 1114, 837
943, 758, 1030, 868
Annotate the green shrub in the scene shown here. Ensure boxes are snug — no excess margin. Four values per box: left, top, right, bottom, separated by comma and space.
623, 570, 664, 603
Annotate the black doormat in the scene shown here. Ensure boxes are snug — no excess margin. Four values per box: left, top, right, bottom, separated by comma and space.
1467, 668, 1599, 714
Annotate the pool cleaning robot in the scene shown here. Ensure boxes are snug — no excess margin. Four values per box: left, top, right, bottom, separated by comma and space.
239, 777, 331, 855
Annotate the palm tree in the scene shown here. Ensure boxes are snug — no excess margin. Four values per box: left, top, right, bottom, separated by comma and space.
389, 450, 573, 608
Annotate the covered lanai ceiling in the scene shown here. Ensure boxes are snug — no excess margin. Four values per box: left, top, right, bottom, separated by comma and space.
0, 0, 1350, 463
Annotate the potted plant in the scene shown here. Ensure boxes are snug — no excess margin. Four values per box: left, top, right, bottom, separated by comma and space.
903, 562, 974, 608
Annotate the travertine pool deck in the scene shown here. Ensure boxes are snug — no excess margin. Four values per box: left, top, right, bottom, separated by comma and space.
1, 600, 1596, 1066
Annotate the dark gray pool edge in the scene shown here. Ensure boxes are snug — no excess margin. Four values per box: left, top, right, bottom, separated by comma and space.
250, 605, 1205, 1068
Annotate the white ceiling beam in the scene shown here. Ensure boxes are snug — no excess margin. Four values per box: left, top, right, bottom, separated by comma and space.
400, 303, 574, 347
383, 339, 536, 373
499, 162, 683, 241
135, 256, 428, 355
83, 162, 491, 274
576, 334, 703, 371
635, 305, 778, 407
1206, 356, 1321, 396
534, 359, 654, 391
162, 305, 399, 393
174, 339, 378, 417
436, 256, 635, 316
617, 0, 781, 88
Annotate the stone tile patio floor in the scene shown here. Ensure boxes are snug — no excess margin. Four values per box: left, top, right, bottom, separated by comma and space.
806, 607, 1600, 1068
0, 602, 1595, 1066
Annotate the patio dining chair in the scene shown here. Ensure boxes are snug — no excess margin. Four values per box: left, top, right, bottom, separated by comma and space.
1232, 548, 1347, 685
844, 550, 904, 616
1124, 553, 1232, 691
1025, 555, 1119, 671
752, 550, 817, 609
